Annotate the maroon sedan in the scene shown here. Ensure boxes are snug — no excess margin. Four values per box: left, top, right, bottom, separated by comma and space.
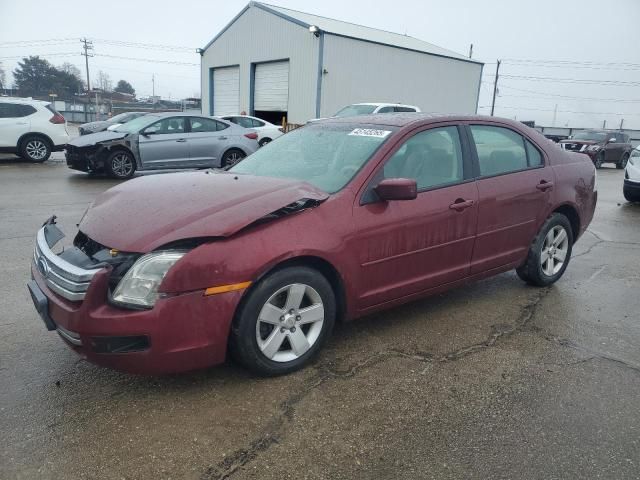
28, 114, 597, 376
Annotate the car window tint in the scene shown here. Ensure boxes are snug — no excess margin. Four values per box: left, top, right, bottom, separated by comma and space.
147, 117, 185, 134
470, 125, 528, 176
377, 106, 394, 113
0, 103, 14, 118
394, 106, 416, 112
234, 117, 254, 128
16, 104, 36, 117
525, 140, 543, 167
252, 118, 265, 127
190, 117, 218, 133
383, 126, 464, 190
215, 120, 229, 131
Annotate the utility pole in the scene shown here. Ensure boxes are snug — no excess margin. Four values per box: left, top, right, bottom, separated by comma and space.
620, 118, 624, 130
152, 74, 155, 109
490, 59, 501, 116
603, 120, 606, 129
552, 104, 558, 127
80, 38, 93, 92
468, 43, 473, 59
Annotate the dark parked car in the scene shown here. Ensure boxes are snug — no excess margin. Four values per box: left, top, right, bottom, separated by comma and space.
66, 113, 258, 179
78, 111, 146, 135
28, 114, 597, 376
559, 130, 632, 169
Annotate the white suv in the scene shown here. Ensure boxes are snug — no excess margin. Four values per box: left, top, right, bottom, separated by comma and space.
624, 147, 640, 202
0, 97, 70, 162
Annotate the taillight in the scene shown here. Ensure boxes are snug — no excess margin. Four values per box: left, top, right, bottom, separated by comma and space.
49, 113, 65, 124
244, 132, 258, 140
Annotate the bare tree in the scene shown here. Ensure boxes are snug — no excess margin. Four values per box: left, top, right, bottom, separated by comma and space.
0, 62, 6, 90
95, 70, 112, 92
59, 62, 84, 90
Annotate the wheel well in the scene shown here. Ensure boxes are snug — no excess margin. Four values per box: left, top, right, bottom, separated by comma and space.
553, 205, 580, 243
258, 256, 347, 323
18, 133, 52, 150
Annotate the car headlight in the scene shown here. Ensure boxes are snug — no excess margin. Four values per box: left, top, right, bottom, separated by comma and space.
112, 251, 186, 308
630, 155, 638, 167
587, 145, 601, 152
580, 145, 587, 152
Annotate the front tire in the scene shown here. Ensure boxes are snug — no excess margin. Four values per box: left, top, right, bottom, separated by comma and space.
516, 213, 573, 287
105, 149, 136, 179
229, 266, 336, 376
20, 136, 51, 163
594, 152, 604, 169
617, 153, 629, 170
624, 186, 640, 203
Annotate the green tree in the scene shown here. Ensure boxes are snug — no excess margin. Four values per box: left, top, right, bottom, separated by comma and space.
13, 56, 82, 98
115, 79, 135, 96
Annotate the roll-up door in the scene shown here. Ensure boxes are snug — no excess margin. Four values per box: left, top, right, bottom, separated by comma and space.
212, 66, 239, 116
254, 61, 289, 112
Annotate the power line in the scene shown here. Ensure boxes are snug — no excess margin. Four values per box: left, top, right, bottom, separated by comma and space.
496, 85, 640, 103
0, 52, 79, 59
94, 53, 198, 66
502, 58, 640, 68
478, 105, 640, 116
499, 74, 640, 86
91, 38, 196, 52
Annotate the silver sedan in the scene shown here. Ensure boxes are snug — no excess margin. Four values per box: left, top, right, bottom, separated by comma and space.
65, 113, 259, 179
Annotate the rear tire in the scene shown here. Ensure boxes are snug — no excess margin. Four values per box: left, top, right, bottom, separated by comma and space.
516, 213, 573, 287
258, 138, 272, 147
617, 153, 629, 170
222, 148, 246, 168
105, 149, 136, 179
20, 135, 51, 163
229, 266, 336, 376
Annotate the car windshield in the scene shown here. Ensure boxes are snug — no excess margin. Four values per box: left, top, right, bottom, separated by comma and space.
113, 115, 159, 133
108, 112, 132, 123
572, 131, 607, 142
230, 123, 396, 193
334, 104, 377, 117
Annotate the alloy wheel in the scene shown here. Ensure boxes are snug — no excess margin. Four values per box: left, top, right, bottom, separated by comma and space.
255, 283, 325, 363
224, 150, 245, 167
25, 140, 47, 160
111, 153, 134, 178
540, 225, 569, 276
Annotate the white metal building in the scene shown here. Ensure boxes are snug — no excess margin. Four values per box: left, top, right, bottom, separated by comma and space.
200, 2, 483, 124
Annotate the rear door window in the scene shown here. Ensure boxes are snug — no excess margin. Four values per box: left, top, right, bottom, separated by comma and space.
0, 103, 35, 118
394, 106, 417, 112
377, 106, 394, 113
189, 117, 218, 133
470, 125, 530, 176
146, 117, 185, 134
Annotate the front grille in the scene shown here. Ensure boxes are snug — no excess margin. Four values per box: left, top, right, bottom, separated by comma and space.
34, 227, 101, 302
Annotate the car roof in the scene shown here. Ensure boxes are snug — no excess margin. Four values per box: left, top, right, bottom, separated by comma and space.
146, 111, 216, 118
313, 112, 527, 128
0, 97, 49, 105
352, 102, 419, 108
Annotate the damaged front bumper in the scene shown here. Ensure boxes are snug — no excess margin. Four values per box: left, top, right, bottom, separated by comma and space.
27, 218, 241, 374
65, 145, 103, 172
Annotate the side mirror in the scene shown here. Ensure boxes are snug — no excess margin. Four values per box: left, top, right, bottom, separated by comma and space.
141, 128, 157, 137
375, 178, 417, 201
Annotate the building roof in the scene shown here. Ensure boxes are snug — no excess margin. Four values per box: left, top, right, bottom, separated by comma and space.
203, 1, 482, 65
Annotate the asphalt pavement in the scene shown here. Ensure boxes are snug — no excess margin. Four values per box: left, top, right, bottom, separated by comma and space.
1, 156, 639, 480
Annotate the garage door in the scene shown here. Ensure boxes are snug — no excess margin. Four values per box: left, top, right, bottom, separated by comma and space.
212, 66, 239, 116
254, 61, 289, 112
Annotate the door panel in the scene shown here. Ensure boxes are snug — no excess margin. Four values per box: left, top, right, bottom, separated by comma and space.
212, 66, 239, 116
352, 124, 478, 309
187, 117, 228, 167
138, 117, 189, 169
0, 103, 31, 147
467, 124, 554, 274
354, 182, 478, 308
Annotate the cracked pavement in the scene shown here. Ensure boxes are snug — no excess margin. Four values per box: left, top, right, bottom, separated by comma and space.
1, 158, 639, 479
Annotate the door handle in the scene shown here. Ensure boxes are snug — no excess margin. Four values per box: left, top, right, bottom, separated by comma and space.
449, 198, 475, 211
16, 122, 28, 125
175, 138, 187, 143
218, 136, 228, 140
536, 180, 554, 192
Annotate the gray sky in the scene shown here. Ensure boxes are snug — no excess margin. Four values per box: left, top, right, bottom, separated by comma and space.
1, 0, 639, 128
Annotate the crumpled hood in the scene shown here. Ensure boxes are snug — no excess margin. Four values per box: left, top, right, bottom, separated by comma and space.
79, 170, 329, 252
80, 120, 111, 132
69, 130, 127, 147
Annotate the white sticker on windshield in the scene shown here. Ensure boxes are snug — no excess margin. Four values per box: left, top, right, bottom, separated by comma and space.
348, 128, 391, 138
